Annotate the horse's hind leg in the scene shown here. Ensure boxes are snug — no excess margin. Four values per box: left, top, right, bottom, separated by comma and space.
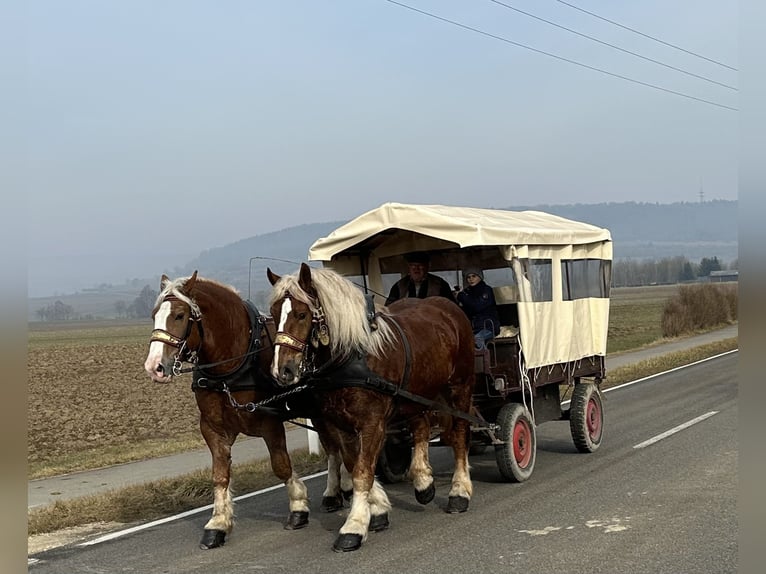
408, 414, 435, 505
199, 420, 236, 549
443, 382, 474, 513
262, 419, 310, 530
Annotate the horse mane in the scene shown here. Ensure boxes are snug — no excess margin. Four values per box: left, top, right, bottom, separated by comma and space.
269, 267, 396, 359
156, 275, 241, 318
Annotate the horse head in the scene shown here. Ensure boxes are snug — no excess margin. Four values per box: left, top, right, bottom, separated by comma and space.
267, 263, 331, 386
144, 270, 203, 383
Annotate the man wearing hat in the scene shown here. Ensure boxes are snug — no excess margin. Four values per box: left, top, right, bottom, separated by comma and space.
384, 251, 454, 306
455, 267, 501, 349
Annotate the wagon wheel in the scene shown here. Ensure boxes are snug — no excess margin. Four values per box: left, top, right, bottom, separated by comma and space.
375, 436, 412, 484
569, 383, 604, 453
494, 403, 536, 482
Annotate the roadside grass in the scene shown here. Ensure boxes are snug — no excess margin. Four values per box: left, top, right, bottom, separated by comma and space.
28, 449, 327, 536
28, 337, 738, 538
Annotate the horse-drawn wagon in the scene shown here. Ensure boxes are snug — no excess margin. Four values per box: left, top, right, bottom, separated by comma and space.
306, 202, 612, 483
145, 201, 612, 552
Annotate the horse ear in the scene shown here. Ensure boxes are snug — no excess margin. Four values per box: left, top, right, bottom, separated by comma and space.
267, 267, 281, 286
185, 270, 198, 292
298, 263, 314, 293
160, 274, 170, 289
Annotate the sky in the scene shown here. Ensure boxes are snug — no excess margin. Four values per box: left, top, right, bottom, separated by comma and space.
23, 0, 738, 297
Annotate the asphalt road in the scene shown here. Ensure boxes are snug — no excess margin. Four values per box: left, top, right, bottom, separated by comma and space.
29, 351, 738, 574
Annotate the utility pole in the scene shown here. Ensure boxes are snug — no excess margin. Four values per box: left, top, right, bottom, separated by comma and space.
699, 177, 704, 203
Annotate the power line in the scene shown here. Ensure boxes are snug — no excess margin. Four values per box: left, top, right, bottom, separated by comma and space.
553, 0, 737, 71
383, 0, 737, 112
487, 0, 736, 91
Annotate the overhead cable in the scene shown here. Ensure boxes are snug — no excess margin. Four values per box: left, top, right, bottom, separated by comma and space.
552, 0, 737, 71
383, 0, 737, 112
487, 0, 736, 91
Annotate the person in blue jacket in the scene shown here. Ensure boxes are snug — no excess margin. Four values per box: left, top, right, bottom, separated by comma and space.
456, 268, 501, 350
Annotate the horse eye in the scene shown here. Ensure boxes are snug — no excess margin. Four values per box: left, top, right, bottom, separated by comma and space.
297, 312, 307, 320
175, 313, 185, 321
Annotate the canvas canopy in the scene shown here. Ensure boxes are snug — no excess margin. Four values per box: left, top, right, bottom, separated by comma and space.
309, 202, 612, 262
307, 202, 612, 370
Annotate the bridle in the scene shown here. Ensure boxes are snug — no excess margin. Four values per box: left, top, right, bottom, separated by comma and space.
150, 295, 204, 376
274, 294, 334, 378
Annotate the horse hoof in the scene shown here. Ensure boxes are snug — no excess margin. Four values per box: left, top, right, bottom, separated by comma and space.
446, 496, 470, 514
341, 488, 353, 501
415, 482, 436, 505
199, 529, 226, 549
368, 513, 390, 532
321, 495, 344, 513
284, 511, 309, 530
332, 533, 363, 552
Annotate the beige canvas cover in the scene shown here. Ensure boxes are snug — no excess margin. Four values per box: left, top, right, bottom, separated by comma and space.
308, 202, 612, 369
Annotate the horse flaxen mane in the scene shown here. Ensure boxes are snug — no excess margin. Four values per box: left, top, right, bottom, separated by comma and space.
268, 267, 396, 359
156, 276, 240, 318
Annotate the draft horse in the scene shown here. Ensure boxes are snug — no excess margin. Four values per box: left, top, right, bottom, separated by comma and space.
267, 263, 477, 552
143, 271, 311, 549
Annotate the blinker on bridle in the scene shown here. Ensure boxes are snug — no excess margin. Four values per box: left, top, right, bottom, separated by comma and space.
149, 295, 203, 375
274, 294, 330, 360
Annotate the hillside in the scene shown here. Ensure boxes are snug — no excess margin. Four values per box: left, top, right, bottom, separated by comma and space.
28, 200, 737, 321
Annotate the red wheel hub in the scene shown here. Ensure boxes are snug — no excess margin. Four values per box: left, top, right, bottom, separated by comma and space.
512, 419, 533, 467
586, 398, 602, 438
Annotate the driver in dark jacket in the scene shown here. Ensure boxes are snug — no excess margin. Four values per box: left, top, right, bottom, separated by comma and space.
385, 251, 454, 306
456, 268, 501, 349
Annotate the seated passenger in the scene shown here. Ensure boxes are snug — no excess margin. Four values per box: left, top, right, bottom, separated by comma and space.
456, 268, 501, 350
385, 251, 454, 306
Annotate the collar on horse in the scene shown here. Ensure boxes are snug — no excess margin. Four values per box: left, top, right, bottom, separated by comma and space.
156, 298, 273, 392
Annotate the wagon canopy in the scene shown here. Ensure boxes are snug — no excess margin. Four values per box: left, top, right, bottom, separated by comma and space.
308, 202, 612, 262
308, 202, 612, 369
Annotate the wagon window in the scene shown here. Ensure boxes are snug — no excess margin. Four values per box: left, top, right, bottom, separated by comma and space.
519, 258, 552, 302
561, 259, 611, 300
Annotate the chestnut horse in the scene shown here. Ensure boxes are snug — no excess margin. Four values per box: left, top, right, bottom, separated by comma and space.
143, 271, 312, 550
267, 263, 476, 552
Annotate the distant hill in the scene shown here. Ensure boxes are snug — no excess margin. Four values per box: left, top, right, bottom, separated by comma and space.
28, 200, 737, 321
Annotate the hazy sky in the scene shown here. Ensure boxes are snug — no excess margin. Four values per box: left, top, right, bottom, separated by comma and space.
25, 0, 738, 297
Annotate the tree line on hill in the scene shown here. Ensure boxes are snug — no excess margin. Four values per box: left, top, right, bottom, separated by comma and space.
34, 255, 735, 321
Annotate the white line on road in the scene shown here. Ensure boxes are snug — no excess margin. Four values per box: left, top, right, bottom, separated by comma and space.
633, 411, 719, 449
77, 470, 329, 547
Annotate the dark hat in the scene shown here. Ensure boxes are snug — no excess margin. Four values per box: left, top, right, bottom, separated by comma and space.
404, 251, 430, 264
464, 267, 483, 280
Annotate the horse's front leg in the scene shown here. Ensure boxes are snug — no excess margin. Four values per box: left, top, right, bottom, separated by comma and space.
199, 420, 236, 549
333, 427, 391, 552
261, 418, 310, 530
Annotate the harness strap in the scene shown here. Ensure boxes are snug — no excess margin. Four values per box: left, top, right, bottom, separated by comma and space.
303, 354, 488, 428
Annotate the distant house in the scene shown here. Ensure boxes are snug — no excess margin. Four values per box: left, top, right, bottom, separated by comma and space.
708, 270, 739, 283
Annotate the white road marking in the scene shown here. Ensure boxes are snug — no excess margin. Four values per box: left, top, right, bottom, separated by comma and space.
633, 411, 718, 449
77, 470, 329, 547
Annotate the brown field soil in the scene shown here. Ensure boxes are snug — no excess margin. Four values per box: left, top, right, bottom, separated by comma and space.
28, 321, 202, 473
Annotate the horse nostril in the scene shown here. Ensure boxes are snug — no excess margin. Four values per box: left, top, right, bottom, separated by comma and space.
281, 366, 294, 382
156, 365, 164, 375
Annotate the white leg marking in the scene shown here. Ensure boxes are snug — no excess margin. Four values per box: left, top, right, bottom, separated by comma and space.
286, 474, 310, 513
448, 454, 473, 499
204, 484, 234, 533
408, 440, 433, 492
340, 463, 353, 493
368, 479, 392, 518
323, 452, 341, 498
339, 488, 370, 539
